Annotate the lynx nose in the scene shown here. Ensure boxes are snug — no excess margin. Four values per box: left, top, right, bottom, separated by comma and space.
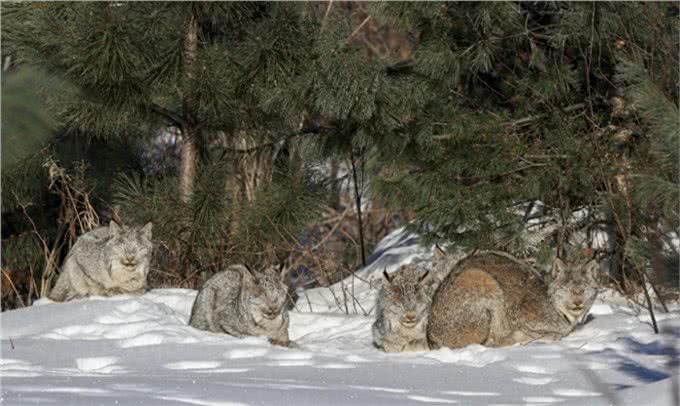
122, 256, 137, 267
571, 299, 584, 311
401, 311, 417, 325
263, 307, 279, 320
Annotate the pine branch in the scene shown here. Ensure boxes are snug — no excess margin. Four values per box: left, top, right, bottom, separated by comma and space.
431, 103, 586, 141
507, 103, 587, 128
409, 163, 548, 186
218, 123, 336, 155
150, 103, 187, 128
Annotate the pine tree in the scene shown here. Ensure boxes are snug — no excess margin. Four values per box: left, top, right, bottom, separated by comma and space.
3, 2, 326, 288
361, 2, 678, 283
616, 59, 679, 289
4, 2, 312, 199
300, 2, 430, 264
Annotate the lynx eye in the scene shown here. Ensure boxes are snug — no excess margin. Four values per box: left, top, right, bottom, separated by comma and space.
390, 288, 402, 300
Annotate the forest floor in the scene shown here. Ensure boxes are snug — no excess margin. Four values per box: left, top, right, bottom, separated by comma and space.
1, 228, 679, 406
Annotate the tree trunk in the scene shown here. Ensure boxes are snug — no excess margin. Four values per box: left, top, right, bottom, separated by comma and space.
287, 136, 303, 184
178, 8, 199, 202
329, 159, 341, 210
235, 132, 274, 202
179, 131, 197, 202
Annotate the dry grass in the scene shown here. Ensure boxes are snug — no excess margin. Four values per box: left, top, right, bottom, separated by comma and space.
1, 158, 100, 309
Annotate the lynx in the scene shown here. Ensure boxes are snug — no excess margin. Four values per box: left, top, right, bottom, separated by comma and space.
431, 244, 466, 282
372, 263, 434, 352
48, 221, 153, 302
189, 264, 291, 346
428, 252, 599, 349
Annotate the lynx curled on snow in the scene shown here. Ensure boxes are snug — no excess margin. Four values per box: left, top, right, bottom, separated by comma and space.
372, 263, 436, 352
48, 221, 153, 302
189, 264, 291, 346
428, 252, 599, 349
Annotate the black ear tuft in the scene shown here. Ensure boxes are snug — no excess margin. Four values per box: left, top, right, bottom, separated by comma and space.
243, 264, 259, 283
382, 269, 391, 283
419, 270, 430, 284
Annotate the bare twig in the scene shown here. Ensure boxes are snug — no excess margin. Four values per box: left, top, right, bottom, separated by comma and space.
349, 149, 367, 267
645, 263, 670, 313
322, 0, 334, 24
18, 202, 58, 298
309, 209, 350, 252
347, 16, 371, 44
1, 270, 26, 308
640, 271, 660, 334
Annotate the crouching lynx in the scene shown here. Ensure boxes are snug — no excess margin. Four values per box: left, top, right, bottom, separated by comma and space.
428, 252, 599, 349
48, 221, 153, 302
189, 264, 291, 346
372, 264, 435, 352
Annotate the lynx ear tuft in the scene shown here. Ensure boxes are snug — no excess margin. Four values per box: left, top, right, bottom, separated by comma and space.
382, 269, 392, 283
418, 270, 430, 284
243, 264, 259, 283
434, 244, 446, 259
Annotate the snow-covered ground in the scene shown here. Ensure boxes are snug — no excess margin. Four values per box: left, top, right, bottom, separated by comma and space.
1, 229, 679, 405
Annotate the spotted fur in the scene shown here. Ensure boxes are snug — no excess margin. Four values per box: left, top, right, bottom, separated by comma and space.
372, 263, 435, 352
189, 264, 290, 346
428, 252, 599, 349
48, 221, 153, 302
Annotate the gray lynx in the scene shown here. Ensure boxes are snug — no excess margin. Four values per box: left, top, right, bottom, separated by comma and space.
48, 221, 153, 302
189, 264, 291, 346
428, 252, 599, 349
431, 244, 466, 282
372, 263, 434, 352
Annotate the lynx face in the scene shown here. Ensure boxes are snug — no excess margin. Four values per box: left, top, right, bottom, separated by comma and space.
382, 264, 432, 331
548, 258, 599, 325
107, 221, 153, 277
243, 265, 289, 329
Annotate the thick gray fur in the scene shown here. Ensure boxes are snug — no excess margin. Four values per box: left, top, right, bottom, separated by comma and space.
431, 244, 467, 282
428, 252, 599, 349
48, 221, 153, 302
372, 263, 435, 352
189, 264, 290, 346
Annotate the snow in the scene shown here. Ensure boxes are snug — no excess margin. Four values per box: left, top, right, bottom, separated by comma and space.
2, 228, 679, 405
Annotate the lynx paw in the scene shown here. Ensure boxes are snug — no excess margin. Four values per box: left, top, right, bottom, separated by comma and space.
268, 337, 296, 348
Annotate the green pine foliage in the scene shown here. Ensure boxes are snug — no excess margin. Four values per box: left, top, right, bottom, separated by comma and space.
367, 2, 678, 263
616, 59, 679, 286
0, 67, 68, 169
112, 158, 325, 280
2, 1, 319, 173
616, 59, 679, 225
2, 1, 327, 292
